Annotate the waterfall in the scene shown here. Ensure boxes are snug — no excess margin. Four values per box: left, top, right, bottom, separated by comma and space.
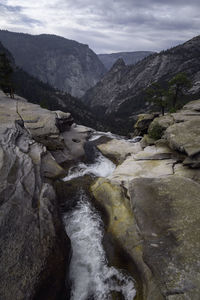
63, 192, 136, 300
63, 149, 116, 182
62, 132, 137, 299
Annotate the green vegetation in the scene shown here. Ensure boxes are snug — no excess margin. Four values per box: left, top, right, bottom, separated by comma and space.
146, 82, 168, 115
148, 122, 164, 140
169, 72, 192, 108
146, 73, 192, 114
0, 41, 101, 129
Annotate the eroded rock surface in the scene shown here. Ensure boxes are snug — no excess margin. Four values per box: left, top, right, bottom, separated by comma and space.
0, 91, 91, 300
97, 138, 142, 164
92, 99, 200, 300
129, 176, 200, 300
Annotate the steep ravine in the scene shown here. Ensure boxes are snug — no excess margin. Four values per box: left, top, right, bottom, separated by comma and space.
56, 136, 139, 300
1, 91, 200, 300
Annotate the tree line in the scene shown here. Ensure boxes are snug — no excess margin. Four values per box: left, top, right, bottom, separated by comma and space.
146, 73, 192, 115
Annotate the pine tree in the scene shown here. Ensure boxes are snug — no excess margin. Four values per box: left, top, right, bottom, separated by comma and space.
169, 73, 192, 108
146, 82, 167, 116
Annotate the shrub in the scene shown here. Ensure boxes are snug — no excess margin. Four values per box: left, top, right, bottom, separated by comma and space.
148, 122, 164, 140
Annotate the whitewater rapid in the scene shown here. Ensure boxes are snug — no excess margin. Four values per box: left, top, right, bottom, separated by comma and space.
63, 192, 136, 300
62, 132, 137, 300
63, 149, 116, 181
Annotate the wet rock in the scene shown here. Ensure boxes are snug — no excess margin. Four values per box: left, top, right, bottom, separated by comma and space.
55, 110, 74, 132
91, 178, 164, 300
52, 124, 92, 167
41, 152, 66, 179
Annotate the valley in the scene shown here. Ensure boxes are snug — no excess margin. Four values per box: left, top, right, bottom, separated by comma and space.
0, 29, 200, 300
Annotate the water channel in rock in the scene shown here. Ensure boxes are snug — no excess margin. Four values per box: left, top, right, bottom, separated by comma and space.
62, 132, 138, 300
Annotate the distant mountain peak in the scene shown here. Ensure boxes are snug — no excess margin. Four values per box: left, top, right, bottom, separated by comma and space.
83, 35, 200, 134
98, 51, 154, 70
110, 58, 126, 70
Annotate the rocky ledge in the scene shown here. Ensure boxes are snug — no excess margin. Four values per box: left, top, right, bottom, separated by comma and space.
91, 100, 200, 300
0, 91, 91, 300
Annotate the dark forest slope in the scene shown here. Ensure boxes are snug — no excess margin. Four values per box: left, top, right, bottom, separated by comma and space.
0, 30, 106, 98
83, 35, 200, 134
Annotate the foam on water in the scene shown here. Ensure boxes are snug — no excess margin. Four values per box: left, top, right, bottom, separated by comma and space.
89, 131, 124, 141
63, 192, 136, 300
63, 150, 116, 182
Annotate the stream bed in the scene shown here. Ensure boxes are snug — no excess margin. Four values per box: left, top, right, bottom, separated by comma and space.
62, 133, 137, 300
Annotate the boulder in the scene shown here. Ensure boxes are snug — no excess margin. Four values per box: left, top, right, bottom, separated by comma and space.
129, 176, 200, 300
17, 101, 66, 150
182, 99, 200, 112
165, 119, 200, 157
52, 124, 92, 167
133, 113, 159, 136
97, 139, 142, 164
133, 145, 175, 160
55, 110, 74, 132
148, 115, 174, 140
174, 163, 200, 184
140, 134, 156, 148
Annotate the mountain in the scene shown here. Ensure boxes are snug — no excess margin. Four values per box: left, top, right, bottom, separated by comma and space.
0, 30, 106, 98
82, 35, 200, 134
98, 51, 154, 70
0, 41, 104, 130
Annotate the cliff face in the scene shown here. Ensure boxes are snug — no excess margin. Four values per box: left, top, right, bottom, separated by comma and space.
83, 35, 200, 133
98, 51, 154, 70
0, 91, 92, 299
92, 100, 200, 300
0, 41, 104, 131
0, 30, 106, 98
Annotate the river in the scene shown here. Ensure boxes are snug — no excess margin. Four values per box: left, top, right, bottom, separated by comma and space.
62, 131, 138, 300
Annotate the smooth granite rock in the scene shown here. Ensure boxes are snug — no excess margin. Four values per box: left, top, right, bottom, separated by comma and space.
110, 157, 175, 187
165, 119, 200, 157
97, 139, 142, 164
91, 178, 164, 300
0, 91, 71, 300
129, 176, 200, 300
91, 99, 200, 300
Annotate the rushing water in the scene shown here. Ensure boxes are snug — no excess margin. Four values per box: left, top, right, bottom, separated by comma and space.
89, 131, 142, 143
62, 132, 137, 300
63, 192, 136, 300
63, 149, 116, 182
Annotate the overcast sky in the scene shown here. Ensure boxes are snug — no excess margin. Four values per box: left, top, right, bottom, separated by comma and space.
0, 0, 200, 53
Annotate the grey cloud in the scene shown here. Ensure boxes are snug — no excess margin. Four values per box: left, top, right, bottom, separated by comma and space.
0, 2, 42, 27
1, 0, 200, 53
0, 3, 22, 12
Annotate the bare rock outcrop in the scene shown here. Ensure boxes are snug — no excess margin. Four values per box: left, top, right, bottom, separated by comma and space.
0, 91, 91, 300
91, 99, 200, 300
